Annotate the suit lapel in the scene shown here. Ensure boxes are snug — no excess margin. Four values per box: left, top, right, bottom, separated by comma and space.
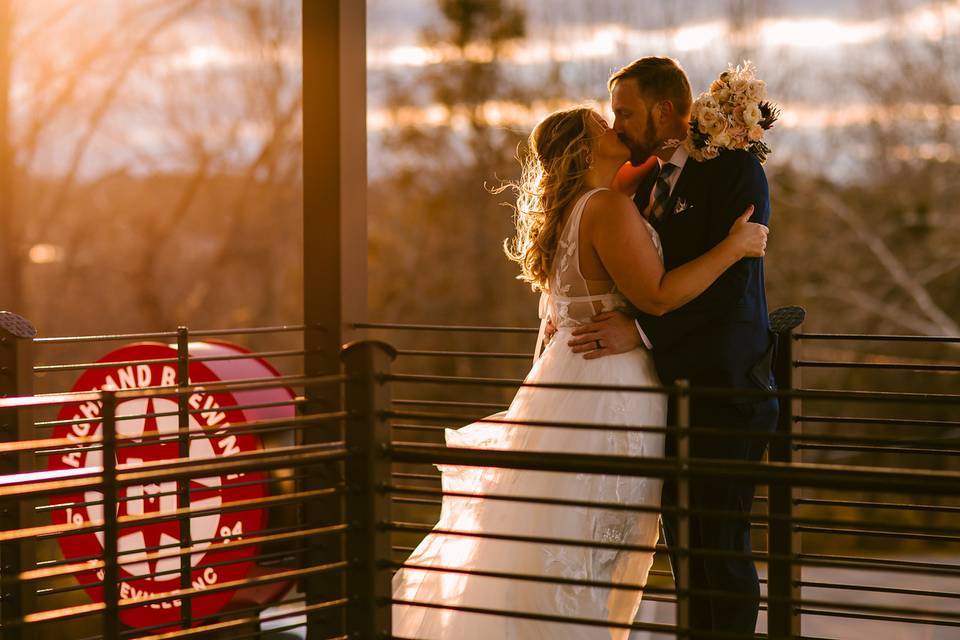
666, 160, 697, 218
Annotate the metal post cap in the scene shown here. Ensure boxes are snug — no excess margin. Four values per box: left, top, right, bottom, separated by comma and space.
0, 312, 37, 339
769, 306, 805, 333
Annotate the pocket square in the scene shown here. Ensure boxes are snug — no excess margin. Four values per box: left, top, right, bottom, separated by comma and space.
673, 198, 692, 215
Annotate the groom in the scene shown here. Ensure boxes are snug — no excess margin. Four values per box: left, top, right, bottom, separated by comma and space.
569, 56, 779, 637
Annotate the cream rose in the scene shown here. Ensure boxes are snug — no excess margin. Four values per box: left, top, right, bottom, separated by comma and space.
697, 106, 723, 134
748, 124, 764, 141
713, 129, 732, 148
705, 115, 727, 138
743, 102, 762, 127
746, 80, 766, 102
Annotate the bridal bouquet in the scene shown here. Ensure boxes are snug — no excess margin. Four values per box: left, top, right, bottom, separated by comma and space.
685, 61, 780, 163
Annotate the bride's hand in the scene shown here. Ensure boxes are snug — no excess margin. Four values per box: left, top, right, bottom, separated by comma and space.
726, 205, 768, 257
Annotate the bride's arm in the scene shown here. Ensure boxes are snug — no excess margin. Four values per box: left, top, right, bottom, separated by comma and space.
584, 190, 765, 316
611, 157, 657, 196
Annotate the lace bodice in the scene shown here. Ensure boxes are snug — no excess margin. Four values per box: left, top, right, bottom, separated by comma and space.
540, 187, 663, 329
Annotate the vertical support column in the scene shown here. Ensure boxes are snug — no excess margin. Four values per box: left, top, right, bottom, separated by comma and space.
0, 312, 37, 640
673, 380, 691, 639
302, 2, 367, 637
303, 0, 367, 360
101, 390, 120, 640
0, 0, 23, 312
767, 324, 802, 639
176, 327, 193, 627
342, 340, 395, 638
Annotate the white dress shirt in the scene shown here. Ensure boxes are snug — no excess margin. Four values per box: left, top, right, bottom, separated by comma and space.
635, 145, 689, 349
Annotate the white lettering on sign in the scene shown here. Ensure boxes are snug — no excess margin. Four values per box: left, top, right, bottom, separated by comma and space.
160, 366, 176, 387
191, 566, 219, 590
217, 435, 240, 457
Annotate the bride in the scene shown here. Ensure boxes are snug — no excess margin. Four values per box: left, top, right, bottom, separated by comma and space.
391, 106, 767, 639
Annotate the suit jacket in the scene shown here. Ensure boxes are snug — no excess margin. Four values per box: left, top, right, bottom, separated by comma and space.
633, 149, 776, 396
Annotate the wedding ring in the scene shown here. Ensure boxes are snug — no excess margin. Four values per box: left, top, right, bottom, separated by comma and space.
595, 339, 602, 350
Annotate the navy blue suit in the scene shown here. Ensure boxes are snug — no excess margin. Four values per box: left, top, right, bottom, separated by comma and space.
634, 150, 779, 638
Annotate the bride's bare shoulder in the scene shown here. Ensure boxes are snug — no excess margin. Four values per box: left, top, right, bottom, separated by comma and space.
582, 189, 641, 229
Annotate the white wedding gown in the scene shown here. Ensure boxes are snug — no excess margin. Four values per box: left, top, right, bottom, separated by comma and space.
392, 188, 667, 639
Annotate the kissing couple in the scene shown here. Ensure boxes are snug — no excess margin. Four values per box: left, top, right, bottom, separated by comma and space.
393, 56, 780, 640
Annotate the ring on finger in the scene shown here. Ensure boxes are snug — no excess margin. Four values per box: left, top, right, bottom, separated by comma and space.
594, 339, 602, 350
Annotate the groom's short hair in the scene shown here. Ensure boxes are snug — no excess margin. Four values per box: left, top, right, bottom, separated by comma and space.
608, 57, 692, 115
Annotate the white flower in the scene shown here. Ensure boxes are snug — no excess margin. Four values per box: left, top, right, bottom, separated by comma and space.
697, 106, 723, 134
713, 129, 732, 148
701, 145, 720, 160
748, 124, 764, 141
746, 80, 766, 102
730, 77, 750, 96
742, 102, 762, 127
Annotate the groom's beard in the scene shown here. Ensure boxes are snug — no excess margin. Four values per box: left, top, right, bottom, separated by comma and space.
625, 112, 661, 166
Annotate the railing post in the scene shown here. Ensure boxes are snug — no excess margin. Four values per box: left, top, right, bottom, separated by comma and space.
342, 340, 395, 640
0, 312, 37, 640
767, 311, 804, 639
100, 390, 120, 640
175, 327, 193, 628
673, 379, 691, 640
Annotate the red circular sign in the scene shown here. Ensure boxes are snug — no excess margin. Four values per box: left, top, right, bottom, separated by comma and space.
47, 343, 268, 629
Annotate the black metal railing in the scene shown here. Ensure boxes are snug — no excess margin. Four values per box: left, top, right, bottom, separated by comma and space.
0, 313, 958, 638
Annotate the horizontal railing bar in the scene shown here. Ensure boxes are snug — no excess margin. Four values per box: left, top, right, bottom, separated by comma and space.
22, 519, 347, 584
29, 410, 346, 457
796, 552, 960, 578
34, 331, 178, 344
389, 442, 960, 495
795, 360, 960, 372
0, 444, 349, 509
355, 322, 538, 334
389, 562, 960, 621
796, 497, 960, 514
393, 398, 510, 410
795, 415, 960, 429
19, 562, 350, 626
385, 484, 960, 537
386, 410, 670, 434
387, 374, 960, 404
35, 522, 308, 569
387, 560, 678, 596
0, 374, 345, 411
114, 594, 314, 640
795, 525, 960, 544
34, 486, 344, 550
389, 598, 682, 637
796, 443, 960, 456
33, 324, 307, 345
797, 607, 960, 628
387, 520, 660, 554
795, 333, 960, 343
800, 580, 960, 600
34, 546, 298, 598
386, 410, 960, 449
396, 349, 532, 360
188, 324, 308, 337
32, 396, 307, 430
33, 349, 308, 374
391, 472, 439, 482
34, 470, 307, 513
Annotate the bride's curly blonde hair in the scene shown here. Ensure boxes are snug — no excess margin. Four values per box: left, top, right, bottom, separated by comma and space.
501, 106, 596, 291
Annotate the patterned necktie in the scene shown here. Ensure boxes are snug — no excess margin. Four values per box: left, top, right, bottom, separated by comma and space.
649, 162, 678, 223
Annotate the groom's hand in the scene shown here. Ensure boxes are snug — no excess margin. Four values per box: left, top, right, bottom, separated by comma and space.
568, 311, 642, 360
